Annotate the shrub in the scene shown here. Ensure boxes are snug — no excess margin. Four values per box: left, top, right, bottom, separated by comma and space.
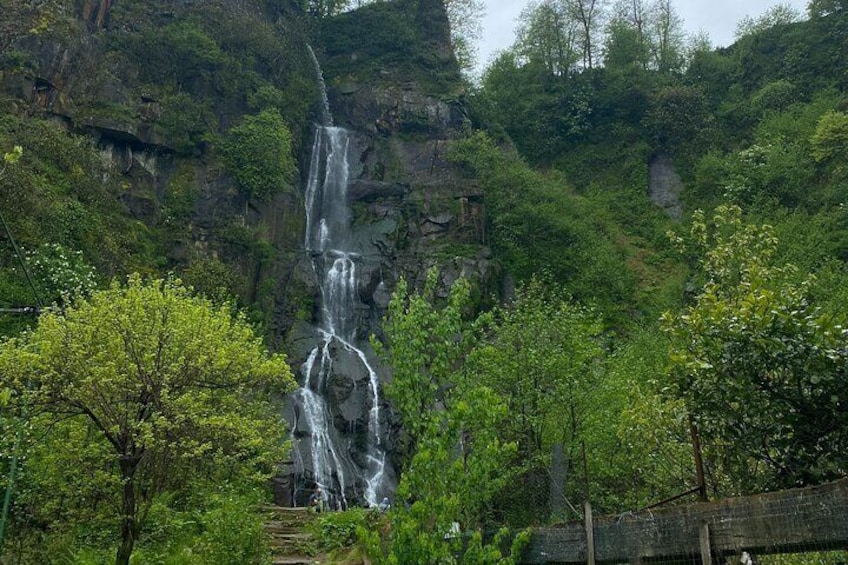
220, 109, 296, 200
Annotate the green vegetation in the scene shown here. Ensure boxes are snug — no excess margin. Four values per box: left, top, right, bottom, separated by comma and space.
370, 270, 526, 562
2, 0, 848, 562
0, 276, 294, 564
221, 110, 297, 201
457, 0, 848, 519
664, 206, 848, 493
320, 0, 465, 94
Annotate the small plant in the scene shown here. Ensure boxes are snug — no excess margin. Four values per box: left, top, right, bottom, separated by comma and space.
316, 509, 369, 551
18, 243, 98, 302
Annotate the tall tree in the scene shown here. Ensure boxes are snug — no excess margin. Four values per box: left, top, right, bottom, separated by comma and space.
663, 206, 848, 494
564, 0, 607, 69
605, 0, 650, 68
445, 0, 485, 73
370, 270, 523, 562
735, 3, 801, 39
647, 0, 684, 72
807, 0, 848, 17
514, 0, 581, 76
468, 278, 605, 521
0, 276, 295, 565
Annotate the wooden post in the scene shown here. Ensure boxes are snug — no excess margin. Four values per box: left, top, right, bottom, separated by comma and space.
584, 501, 596, 565
689, 416, 708, 502
581, 441, 590, 503
699, 523, 712, 565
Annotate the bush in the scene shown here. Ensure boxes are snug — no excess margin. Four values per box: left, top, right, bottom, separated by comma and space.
220, 109, 295, 200
316, 509, 369, 551
192, 492, 271, 565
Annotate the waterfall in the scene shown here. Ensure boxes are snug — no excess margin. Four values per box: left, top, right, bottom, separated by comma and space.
291, 47, 391, 507
306, 45, 333, 128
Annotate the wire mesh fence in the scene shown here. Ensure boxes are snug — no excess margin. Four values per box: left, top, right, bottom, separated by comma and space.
521, 479, 848, 565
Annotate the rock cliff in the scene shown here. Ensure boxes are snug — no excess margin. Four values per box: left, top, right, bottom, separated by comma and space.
0, 0, 490, 503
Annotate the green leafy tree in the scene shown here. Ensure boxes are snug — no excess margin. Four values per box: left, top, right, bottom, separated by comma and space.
221, 109, 296, 201
663, 205, 848, 494
467, 278, 604, 521
807, 0, 848, 18
445, 0, 485, 73
371, 270, 522, 563
603, 15, 650, 70
514, 0, 580, 76
643, 85, 714, 160
735, 3, 802, 40
606, 0, 650, 68
811, 110, 848, 166
565, 0, 607, 69
0, 276, 295, 565
646, 0, 685, 73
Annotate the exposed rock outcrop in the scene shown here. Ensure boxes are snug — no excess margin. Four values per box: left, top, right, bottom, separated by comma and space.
282, 0, 492, 501
649, 153, 683, 220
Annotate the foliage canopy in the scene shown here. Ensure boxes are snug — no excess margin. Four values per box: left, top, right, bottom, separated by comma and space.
0, 276, 295, 564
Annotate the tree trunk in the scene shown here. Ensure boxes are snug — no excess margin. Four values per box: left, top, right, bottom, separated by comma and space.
82, 0, 112, 29
82, 0, 94, 22
115, 458, 138, 565
94, 0, 112, 29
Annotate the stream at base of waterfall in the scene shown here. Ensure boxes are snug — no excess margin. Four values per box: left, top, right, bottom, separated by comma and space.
288, 53, 394, 507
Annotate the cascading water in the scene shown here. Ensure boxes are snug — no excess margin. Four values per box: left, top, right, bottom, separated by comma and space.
290, 48, 391, 507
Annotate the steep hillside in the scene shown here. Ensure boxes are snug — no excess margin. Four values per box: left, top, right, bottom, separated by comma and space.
0, 0, 317, 337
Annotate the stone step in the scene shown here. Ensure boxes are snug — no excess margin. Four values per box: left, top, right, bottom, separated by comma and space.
263, 506, 324, 564
263, 506, 319, 523
265, 520, 309, 535
272, 557, 321, 565
267, 531, 318, 555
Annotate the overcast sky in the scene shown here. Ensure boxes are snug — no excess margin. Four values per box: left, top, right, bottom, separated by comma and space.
475, 0, 810, 73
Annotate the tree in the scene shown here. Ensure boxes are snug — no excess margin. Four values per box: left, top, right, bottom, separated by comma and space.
301, 0, 351, 18
370, 270, 523, 562
608, 0, 650, 67
445, 0, 485, 73
564, 0, 607, 69
663, 205, 848, 494
514, 0, 581, 76
0, 276, 295, 565
470, 281, 602, 458
603, 13, 650, 70
643, 85, 714, 159
811, 110, 848, 166
603, 0, 685, 72
221, 109, 296, 201
807, 0, 848, 18
647, 0, 684, 73
468, 278, 605, 521
735, 3, 801, 39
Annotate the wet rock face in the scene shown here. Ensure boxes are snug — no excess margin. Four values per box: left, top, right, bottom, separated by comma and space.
285, 1, 493, 502
332, 83, 464, 138
649, 153, 683, 220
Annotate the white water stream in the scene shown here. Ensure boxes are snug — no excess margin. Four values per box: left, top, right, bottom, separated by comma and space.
292, 49, 389, 506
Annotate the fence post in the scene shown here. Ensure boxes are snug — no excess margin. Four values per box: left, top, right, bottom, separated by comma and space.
584, 501, 595, 565
699, 523, 712, 565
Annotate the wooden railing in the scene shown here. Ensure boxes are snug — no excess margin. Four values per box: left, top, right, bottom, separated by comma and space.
522, 479, 848, 564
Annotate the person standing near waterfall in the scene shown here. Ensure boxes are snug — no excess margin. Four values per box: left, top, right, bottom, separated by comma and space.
309, 487, 324, 513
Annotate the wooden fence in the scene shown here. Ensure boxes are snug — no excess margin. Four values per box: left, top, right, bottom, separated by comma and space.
522, 479, 848, 564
